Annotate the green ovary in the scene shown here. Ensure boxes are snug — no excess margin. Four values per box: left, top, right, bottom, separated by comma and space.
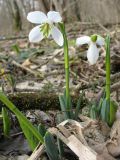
91, 34, 97, 42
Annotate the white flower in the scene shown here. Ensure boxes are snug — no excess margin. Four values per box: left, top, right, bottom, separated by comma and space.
27, 11, 63, 46
76, 35, 105, 65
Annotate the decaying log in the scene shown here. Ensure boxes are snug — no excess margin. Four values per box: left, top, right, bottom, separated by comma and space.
0, 92, 81, 111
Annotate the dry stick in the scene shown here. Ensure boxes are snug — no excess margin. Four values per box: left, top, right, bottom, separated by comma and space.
35, 49, 63, 70
81, 72, 120, 90
28, 144, 45, 160
111, 82, 120, 92
96, 22, 110, 33
70, 70, 89, 85
0, 35, 27, 41
11, 60, 43, 78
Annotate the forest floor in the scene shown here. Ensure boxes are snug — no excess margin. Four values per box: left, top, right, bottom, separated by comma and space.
0, 22, 120, 160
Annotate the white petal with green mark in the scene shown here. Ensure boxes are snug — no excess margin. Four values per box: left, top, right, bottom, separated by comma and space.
29, 25, 44, 42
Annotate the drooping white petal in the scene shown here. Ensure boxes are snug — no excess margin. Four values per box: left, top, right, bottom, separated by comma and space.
76, 36, 91, 46
96, 35, 105, 46
87, 42, 99, 65
47, 11, 62, 23
51, 26, 63, 46
29, 25, 44, 43
27, 11, 48, 24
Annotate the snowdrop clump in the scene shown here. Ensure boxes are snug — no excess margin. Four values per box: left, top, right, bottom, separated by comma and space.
76, 35, 105, 65
27, 11, 63, 46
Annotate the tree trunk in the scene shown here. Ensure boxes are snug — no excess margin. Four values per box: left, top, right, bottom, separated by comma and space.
5, 0, 22, 31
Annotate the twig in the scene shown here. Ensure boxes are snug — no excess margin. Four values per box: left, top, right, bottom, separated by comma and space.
11, 132, 23, 137
35, 48, 63, 69
11, 60, 43, 78
111, 82, 120, 92
70, 70, 89, 85
28, 144, 45, 160
96, 22, 110, 33
81, 72, 120, 90
0, 35, 27, 41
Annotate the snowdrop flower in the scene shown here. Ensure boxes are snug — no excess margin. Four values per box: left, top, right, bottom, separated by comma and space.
76, 35, 105, 65
27, 11, 63, 46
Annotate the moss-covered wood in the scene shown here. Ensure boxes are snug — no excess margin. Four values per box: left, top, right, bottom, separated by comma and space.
0, 92, 86, 111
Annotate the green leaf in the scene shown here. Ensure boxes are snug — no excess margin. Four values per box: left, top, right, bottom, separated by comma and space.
105, 99, 110, 123
90, 105, 97, 119
18, 117, 39, 150
97, 98, 103, 114
2, 107, 11, 137
100, 98, 118, 126
44, 132, 59, 160
59, 95, 68, 119
108, 100, 118, 126
74, 95, 82, 120
0, 92, 44, 150
11, 43, 20, 55
101, 99, 107, 121
63, 90, 73, 119
57, 138, 64, 159
38, 124, 46, 137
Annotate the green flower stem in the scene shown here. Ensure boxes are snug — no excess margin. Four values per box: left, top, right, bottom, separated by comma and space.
59, 23, 71, 118
105, 35, 110, 103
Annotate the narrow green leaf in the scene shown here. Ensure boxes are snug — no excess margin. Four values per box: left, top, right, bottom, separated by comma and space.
63, 90, 73, 119
97, 98, 103, 114
90, 105, 97, 119
101, 99, 107, 121
18, 117, 39, 150
44, 132, 59, 160
38, 124, 46, 137
108, 100, 118, 126
0, 92, 44, 150
74, 94, 83, 120
57, 138, 64, 159
59, 95, 68, 119
105, 99, 110, 123
11, 43, 20, 55
2, 107, 11, 137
